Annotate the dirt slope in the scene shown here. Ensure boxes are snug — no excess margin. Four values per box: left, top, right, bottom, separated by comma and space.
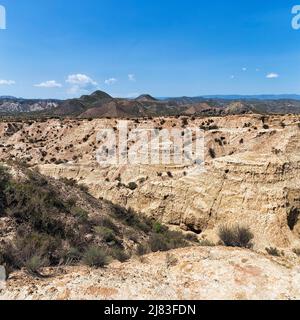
1, 246, 300, 300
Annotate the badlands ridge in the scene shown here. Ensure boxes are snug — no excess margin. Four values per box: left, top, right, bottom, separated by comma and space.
1, 113, 300, 299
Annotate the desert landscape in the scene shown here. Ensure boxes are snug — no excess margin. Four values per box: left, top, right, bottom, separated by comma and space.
1, 91, 300, 300
1, 0, 300, 303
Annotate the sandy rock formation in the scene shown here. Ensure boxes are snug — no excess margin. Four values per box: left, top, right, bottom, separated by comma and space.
1, 115, 300, 248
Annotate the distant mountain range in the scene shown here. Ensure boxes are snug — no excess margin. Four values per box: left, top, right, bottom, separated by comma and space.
1, 92, 300, 117
0, 96, 61, 114
201, 94, 300, 101
164, 94, 300, 103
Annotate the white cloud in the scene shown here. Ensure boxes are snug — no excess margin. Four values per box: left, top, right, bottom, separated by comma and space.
230, 75, 235, 79
128, 74, 136, 82
0, 80, 15, 85
104, 78, 117, 85
66, 74, 98, 94
34, 80, 62, 88
266, 73, 279, 79
66, 74, 97, 86
242, 67, 247, 71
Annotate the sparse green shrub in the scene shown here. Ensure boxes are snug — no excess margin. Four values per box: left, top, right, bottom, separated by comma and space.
64, 247, 82, 265
165, 253, 178, 267
2, 232, 59, 272
266, 247, 281, 257
94, 226, 117, 243
181, 118, 189, 127
111, 205, 152, 233
82, 246, 109, 268
0, 165, 9, 214
79, 184, 89, 193
25, 255, 49, 275
209, 148, 216, 159
66, 197, 77, 208
71, 207, 89, 223
127, 182, 138, 191
149, 233, 169, 252
198, 239, 215, 247
136, 244, 149, 256
4, 180, 66, 237
218, 225, 254, 248
167, 171, 173, 178
100, 217, 119, 234
110, 248, 130, 262
153, 222, 166, 234
149, 230, 188, 252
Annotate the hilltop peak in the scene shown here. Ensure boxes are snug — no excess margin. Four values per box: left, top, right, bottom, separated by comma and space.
135, 94, 158, 102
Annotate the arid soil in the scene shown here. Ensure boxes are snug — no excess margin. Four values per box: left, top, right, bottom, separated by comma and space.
1, 246, 300, 300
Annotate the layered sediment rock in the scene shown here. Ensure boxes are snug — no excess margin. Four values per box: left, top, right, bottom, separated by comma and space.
1, 115, 300, 248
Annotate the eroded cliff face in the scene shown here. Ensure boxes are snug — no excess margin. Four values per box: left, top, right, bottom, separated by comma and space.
1, 114, 300, 249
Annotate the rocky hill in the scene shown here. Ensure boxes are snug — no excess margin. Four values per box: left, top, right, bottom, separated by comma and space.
0, 97, 60, 114
0, 114, 300, 250
2, 91, 300, 118
1, 114, 300, 299
0, 163, 195, 277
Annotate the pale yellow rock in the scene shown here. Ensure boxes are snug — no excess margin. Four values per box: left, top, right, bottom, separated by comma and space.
1, 247, 300, 300
1, 115, 300, 249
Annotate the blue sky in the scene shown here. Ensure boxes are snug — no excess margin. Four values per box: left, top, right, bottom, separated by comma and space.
0, 0, 299, 99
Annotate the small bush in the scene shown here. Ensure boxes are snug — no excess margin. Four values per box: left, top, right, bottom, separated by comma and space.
218, 225, 254, 248
136, 244, 149, 256
149, 233, 169, 252
153, 222, 166, 234
94, 226, 117, 243
149, 230, 187, 253
110, 248, 130, 263
293, 248, 300, 256
100, 217, 119, 234
127, 182, 138, 191
209, 148, 216, 159
82, 246, 109, 268
165, 253, 178, 267
25, 255, 49, 275
79, 184, 89, 193
64, 247, 82, 265
199, 239, 215, 247
266, 247, 281, 257
3, 232, 59, 272
59, 177, 78, 187
167, 171, 173, 178
71, 207, 89, 223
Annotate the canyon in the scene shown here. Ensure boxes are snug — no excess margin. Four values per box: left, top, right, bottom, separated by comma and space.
1, 113, 300, 299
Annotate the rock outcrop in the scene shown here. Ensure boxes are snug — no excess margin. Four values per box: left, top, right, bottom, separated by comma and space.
1, 115, 300, 249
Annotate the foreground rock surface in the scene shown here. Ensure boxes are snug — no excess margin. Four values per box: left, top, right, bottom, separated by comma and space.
1, 247, 300, 300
